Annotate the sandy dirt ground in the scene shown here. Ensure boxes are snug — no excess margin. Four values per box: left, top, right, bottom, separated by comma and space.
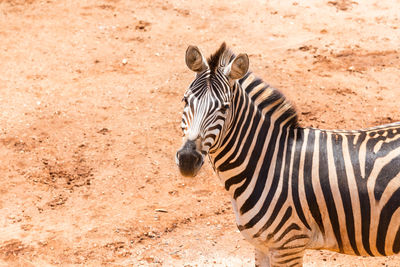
0, 0, 399, 266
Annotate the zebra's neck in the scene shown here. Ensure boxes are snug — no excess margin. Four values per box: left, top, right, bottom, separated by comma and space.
208, 72, 298, 197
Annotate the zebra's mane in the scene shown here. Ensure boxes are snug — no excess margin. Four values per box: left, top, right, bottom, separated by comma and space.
207, 42, 235, 74
207, 43, 299, 128
243, 74, 299, 128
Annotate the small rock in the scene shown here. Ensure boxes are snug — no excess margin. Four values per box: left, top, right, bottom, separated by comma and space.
97, 128, 110, 135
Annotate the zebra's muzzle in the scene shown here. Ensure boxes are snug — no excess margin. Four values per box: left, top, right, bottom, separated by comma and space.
176, 140, 204, 177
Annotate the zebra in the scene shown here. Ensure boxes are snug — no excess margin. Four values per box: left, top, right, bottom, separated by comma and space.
175, 43, 400, 266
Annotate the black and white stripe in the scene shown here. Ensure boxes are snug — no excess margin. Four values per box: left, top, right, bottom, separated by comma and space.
177, 43, 400, 266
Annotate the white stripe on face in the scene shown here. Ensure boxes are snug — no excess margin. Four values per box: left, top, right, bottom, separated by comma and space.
183, 91, 227, 152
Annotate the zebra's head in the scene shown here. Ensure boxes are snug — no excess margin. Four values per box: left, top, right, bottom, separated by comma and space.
176, 43, 249, 177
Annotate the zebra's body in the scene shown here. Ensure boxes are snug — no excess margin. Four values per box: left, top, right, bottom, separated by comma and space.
176, 43, 400, 266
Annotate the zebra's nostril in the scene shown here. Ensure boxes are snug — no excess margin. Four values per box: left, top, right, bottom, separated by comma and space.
177, 151, 198, 165
176, 148, 203, 177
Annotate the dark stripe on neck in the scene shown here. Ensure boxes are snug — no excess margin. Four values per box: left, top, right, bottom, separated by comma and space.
291, 130, 311, 230
303, 130, 325, 234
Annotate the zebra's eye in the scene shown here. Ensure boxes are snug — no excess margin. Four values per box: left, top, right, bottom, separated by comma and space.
182, 96, 188, 105
219, 103, 230, 113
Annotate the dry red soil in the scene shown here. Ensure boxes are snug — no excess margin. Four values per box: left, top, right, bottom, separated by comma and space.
0, 0, 399, 266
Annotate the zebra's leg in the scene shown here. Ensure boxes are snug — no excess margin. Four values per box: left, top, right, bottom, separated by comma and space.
269, 248, 305, 267
255, 249, 270, 267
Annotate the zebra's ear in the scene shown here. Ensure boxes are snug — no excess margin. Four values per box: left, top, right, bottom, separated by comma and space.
185, 45, 208, 73
229, 53, 249, 80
